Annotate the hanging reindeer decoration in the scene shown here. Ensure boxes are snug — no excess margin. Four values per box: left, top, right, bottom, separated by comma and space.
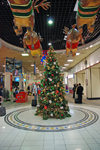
64, 24, 84, 56
76, 0, 100, 35
8, 0, 50, 35
23, 29, 43, 56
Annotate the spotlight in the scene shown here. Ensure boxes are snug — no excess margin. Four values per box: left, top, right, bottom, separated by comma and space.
48, 43, 52, 46
48, 18, 54, 25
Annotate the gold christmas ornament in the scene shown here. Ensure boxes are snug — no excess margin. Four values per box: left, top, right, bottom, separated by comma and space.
60, 98, 63, 102
48, 66, 50, 70
52, 66, 55, 69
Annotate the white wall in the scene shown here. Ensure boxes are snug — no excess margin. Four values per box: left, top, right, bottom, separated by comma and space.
69, 48, 100, 74
91, 68, 100, 98
85, 68, 91, 98
68, 46, 100, 99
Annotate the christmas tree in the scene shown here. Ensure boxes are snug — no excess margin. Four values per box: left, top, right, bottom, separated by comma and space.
36, 46, 71, 120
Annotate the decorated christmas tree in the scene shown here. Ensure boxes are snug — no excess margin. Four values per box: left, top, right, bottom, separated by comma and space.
36, 46, 71, 120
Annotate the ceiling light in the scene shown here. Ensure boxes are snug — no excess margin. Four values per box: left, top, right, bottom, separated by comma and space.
3, 65, 5, 67
67, 59, 73, 62
96, 60, 99, 63
21, 52, 29, 56
48, 42, 52, 46
90, 45, 93, 48
76, 52, 80, 56
64, 64, 69, 66
48, 19, 53, 25
86, 47, 88, 49
31, 64, 34, 67
48, 17, 54, 25
62, 67, 66, 69
68, 74, 74, 79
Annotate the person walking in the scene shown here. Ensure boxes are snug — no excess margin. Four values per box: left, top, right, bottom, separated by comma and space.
0, 85, 3, 106
77, 83, 83, 104
31, 83, 37, 106
27, 86, 30, 95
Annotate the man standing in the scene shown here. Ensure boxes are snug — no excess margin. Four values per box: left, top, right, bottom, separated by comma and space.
73, 84, 76, 98
77, 83, 83, 104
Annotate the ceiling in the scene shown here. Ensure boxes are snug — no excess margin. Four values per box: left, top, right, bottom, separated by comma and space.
0, 0, 100, 50
0, 0, 100, 74
0, 38, 100, 73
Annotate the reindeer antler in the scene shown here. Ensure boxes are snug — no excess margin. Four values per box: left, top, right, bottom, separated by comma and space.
38, 33, 43, 42
72, 24, 76, 29
63, 26, 69, 35
34, 0, 50, 13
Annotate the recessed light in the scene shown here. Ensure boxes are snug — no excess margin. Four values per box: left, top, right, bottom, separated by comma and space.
21, 53, 29, 56
62, 67, 66, 69
76, 53, 80, 56
90, 45, 93, 48
31, 64, 34, 67
64, 64, 69, 66
67, 59, 73, 62
96, 60, 99, 63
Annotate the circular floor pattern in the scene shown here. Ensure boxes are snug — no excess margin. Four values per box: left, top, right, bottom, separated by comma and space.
4, 107, 99, 132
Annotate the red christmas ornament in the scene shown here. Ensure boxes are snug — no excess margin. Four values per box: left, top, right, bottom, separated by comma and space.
50, 60, 52, 62
45, 79, 47, 81
43, 83, 45, 86
51, 74, 54, 76
44, 106, 47, 109
38, 90, 41, 95
61, 114, 63, 116
56, 90, 59, 94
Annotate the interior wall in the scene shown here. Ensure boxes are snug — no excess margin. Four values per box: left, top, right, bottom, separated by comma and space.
85, 67, 100, 99
85, 68, 91, 98
91, 68, 100, 98
68, 78, 74, 88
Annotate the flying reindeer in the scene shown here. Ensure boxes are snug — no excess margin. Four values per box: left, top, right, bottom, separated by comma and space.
76, 0, 100, 35
63, 24, 84, 56
8, 0, 50, 35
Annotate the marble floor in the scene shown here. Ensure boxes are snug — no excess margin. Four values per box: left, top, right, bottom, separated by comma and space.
0, 102, 100, 150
